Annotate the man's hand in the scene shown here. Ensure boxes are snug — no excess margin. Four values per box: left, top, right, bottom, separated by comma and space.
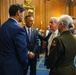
28, 51, 35, 59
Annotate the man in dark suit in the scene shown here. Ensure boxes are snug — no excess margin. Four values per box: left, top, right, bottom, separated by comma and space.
0, 4, 28, 75
47, 15, 76, 75
38, 29, 52, 65
38, 17, 58, 66
23, 15, 39, 75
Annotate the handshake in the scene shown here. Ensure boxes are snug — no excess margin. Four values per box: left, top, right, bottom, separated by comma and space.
28, 51, 35, 59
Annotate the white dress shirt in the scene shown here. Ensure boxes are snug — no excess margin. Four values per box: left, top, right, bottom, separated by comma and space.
48, 29, 58, 55
25, 26, 31, 34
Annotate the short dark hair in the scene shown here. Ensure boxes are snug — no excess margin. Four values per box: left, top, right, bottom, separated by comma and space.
24, 15, 33, 20
9, 4, 25, 16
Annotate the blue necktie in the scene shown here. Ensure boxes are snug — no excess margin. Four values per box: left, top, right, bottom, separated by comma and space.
28, 28, 31, 41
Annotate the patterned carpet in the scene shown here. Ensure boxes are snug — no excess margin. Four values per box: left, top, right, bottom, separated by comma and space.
27, 55, 76, 75
36, 55, 49, 75
27, 55, 49, 75
74, 55, 76, 67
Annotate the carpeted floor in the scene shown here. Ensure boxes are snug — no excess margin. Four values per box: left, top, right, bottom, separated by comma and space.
74, 55, 76, 67
36, 55, 49, 75
27, 55, 76, 75
27, 55, 49, 75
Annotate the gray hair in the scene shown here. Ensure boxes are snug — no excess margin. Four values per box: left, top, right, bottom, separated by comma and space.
58, 15, 73, 27
50, 17, 58, 23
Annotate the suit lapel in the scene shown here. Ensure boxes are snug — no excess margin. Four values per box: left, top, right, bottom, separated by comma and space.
31, 28, 34, 42
23, 26, 30, 42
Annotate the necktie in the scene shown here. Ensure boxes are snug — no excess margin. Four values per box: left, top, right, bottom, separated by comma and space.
28, 28, 31, 41
48, 33, 55, 55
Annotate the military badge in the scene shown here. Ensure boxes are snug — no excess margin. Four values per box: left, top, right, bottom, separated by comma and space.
52, 39, 57, 46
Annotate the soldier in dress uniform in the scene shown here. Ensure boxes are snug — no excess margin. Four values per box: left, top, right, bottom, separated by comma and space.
47, 15, 76, 75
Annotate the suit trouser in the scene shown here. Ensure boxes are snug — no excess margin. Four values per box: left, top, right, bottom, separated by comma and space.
24, 57, 37, 75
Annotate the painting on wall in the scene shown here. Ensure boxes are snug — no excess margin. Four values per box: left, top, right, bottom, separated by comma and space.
24, 7, 35, 17
22, 4, 35, 24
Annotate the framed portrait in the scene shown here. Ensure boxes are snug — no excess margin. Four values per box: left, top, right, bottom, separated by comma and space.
22, 4, 35, 24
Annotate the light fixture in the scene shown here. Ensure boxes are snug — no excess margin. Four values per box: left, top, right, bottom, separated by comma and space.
65, 0, 76, 5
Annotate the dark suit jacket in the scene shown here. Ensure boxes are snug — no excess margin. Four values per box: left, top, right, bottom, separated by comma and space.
47, 30, 76, 75
38, 31, 52, 65
0, 18, 28, 75
23, 26, 39, 57
38, 30, 52, 41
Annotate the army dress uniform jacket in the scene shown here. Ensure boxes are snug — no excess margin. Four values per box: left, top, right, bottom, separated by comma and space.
47, 30, 76, 75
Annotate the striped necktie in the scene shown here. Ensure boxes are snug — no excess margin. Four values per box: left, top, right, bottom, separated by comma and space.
28, 28, 31, 41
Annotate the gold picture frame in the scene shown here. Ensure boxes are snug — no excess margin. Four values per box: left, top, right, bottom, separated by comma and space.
22, 4, 35, 24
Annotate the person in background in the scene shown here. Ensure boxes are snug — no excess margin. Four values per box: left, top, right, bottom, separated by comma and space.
68, 16, 75, 34
38, 29, 44, 54
47, 15, 76, 75
23, 15, 39, 75
0, 4, 28, 75
35, 28, 41, 60
38, 17, 58, 66
71, 17, 76, 67
46, 25, 51, 36
72, 16, 76, 25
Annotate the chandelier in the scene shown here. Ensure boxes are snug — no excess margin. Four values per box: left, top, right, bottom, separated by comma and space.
59, 0, 76, 2
58, 0, 76, 5
66, 0, 76, 2
66, 0, 76, 5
